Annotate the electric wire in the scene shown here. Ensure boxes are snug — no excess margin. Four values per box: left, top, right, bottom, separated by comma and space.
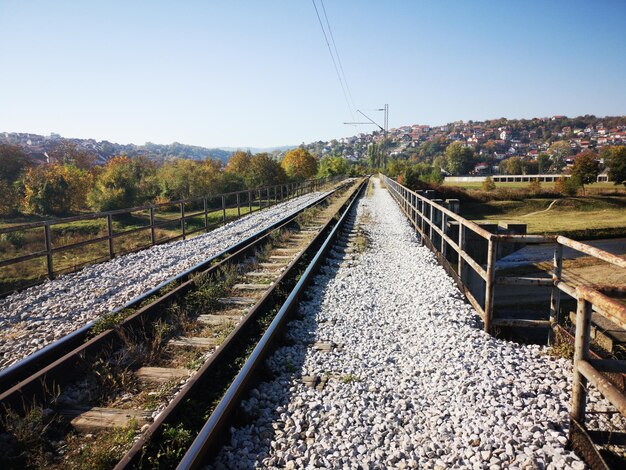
311, 0, 356, 127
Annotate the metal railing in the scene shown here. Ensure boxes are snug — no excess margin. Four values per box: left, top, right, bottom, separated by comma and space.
0, 176, 342, 294
569, 286, 626, 468
382, 173, 626, 467
381, 174, 626, 333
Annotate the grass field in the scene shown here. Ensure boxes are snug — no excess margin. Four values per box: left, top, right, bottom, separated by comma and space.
462, 196, 626, 238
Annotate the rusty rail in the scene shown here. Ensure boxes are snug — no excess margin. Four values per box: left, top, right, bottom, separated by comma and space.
0, 176, 341, 295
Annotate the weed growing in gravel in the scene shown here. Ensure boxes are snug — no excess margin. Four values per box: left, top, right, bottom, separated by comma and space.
148, 423, 193, 468
61, 418, 138, 470
340, 374, 361, 384
548, 329, 575, 359
0, 405, 59, 468
91, 308, 134, 336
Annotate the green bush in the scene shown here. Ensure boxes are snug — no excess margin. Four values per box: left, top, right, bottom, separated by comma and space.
1, 231, 25, 249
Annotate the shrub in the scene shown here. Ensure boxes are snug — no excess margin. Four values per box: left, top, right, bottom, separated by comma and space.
528, 180, 542, 194
482, 177, 496, 192
0, 231, 26, 249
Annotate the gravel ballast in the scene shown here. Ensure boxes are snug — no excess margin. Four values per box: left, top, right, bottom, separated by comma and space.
0, 190, 333, 370
211, 178, 596, 469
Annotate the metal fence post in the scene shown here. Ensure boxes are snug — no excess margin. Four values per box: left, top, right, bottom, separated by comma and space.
150, 206, 156, 244
571, 297, 592, 423
107, 214, 115, 259
180, 202, 186, 239
267, 188, 270, 207
203, 198, 209, 232
441, 212, 448, 257
236, 193, 241, 217
484, 238, 497, 333
248, 191, 252, 214
458, 224, 465, 279
44, 223, 54, 279
550, 244, 563, 325
222, 195, 226, 224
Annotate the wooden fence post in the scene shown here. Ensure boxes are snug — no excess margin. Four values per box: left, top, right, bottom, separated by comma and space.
236, 193, 241, 217
221, 195, 226, 224
107, 214, 115, 259
180, 202, 186, 239
203, 198, 209, 232
458, 224, 465, 280
571, 297, 592, 423
150, 207, 156, 244
248, 191, 252, 214
44, 223, 54, 279
441, 212, 448, 256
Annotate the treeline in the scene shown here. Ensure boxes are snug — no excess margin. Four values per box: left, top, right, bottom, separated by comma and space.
381, 140, 626, 192
0, 144, 358, 217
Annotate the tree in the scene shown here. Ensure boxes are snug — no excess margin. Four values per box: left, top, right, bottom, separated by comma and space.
317, 156, 349, 178
482, 177, 496, 191
88, 156, 158, 211
281, 148, 318, 181
548, 141, 571, 172
499, 157, 523, 175
570, 150, 599, 193
537, 153, 551, 173
47, 141, 96, 169
246, 153, 287, 187
444, 142, 473, 175
224, 150, 252, 175
22, 163, 92, 215
0, 144, 32, 183
156, 159, 222, 201
606, 146, 626, 186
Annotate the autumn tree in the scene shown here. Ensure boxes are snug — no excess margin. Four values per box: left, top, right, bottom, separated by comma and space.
22, 163, 92, 215
47, 141, 96, 169
224, 150, 252, 175
0, 144, 32, 215
156, 158, 222, 201
605, 146, 626, 186
281, 148, 318, 181
245, 153, 286, 188
570, 150, 599, 193
548, 141, 571, 172
444, 142, 474, 175
88, 156, 158, 211
318, 156, 349, 178
499, 157, 524, 175
482, 176, 496, 191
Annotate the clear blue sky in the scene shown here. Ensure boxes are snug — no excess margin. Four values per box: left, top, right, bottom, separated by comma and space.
1, 0, 625, 148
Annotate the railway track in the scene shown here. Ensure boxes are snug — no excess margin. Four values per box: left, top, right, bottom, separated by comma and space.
0, 177, 367, 469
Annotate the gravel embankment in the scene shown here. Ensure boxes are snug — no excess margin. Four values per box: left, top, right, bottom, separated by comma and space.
211, 178, 595, 469
0, 190, 333, 370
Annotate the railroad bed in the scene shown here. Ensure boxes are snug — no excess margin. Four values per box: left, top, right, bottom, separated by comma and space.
208, 178, 624, 469
0, 187, 339, 371
0, 178, 366, 469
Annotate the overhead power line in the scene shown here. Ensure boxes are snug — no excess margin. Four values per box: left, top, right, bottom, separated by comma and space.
311, 0, 357, 127
319, 0, 357, 115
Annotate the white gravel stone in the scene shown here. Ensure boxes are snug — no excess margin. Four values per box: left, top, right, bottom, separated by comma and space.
0, 190, 334, 370
208, 178, 612, 469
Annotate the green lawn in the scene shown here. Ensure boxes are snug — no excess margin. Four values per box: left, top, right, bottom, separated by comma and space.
462, 196, 626, 238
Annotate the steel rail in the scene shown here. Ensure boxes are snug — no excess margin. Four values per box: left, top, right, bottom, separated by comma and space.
174, 179, 367, 470
0, 181, 350, 398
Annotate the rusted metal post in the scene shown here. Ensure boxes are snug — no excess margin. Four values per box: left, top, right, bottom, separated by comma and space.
180, 202, 186, 239
44, 223, 54, 279
221, 195, 226, 224
149, 206, 156, 244
441, 213, 448, 257
107, 214, 115, 259
236, 193, 241, 217
550, 243, 563, 325
458, 224, 465, 280
571, 297, 592, 423
484, 238, 497, 333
